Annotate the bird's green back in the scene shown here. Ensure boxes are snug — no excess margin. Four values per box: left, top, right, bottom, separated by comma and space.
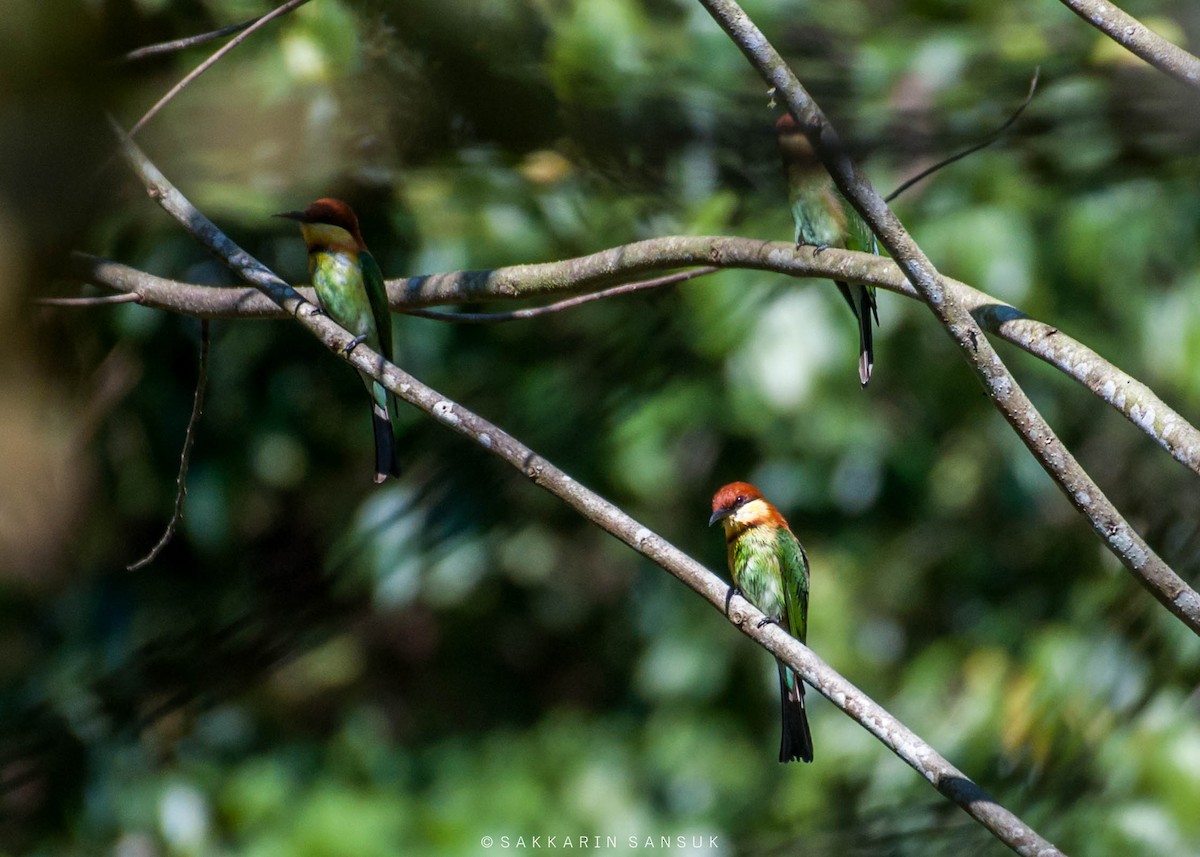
776, 527, 809, 644
360, 250, 392, 363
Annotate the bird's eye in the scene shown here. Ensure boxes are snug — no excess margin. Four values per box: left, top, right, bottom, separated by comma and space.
735, 495, 745, 504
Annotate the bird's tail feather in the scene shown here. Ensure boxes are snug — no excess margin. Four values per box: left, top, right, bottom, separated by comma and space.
837, 281, 875, 387
857, 296, 874, 387
777, 664, 813, 763
371, 397, 400, 483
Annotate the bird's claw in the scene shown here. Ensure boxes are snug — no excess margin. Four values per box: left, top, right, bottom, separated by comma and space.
812, 243, 830, 257
724, 586, 742, 617
756, 616, 780, 629
343, 334, 369, 354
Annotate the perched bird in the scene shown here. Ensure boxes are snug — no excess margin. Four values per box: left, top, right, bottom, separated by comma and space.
776, 113, 879, 387
709, 481, 813, 763
276, 198, 400, 483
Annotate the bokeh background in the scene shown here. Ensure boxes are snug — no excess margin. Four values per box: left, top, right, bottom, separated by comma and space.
3, 0, 1200, 854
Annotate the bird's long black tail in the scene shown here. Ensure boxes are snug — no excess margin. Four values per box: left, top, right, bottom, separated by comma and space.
777, 663, 813, 763
836, 281, 876, 387
371, 396, 401, 483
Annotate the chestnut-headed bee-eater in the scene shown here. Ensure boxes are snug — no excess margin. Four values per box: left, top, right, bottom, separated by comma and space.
276, 198, 400, 483
710, 481, 813, 763
776, 113, 879, 387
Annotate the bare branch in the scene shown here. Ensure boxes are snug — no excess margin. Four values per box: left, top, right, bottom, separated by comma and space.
110, 122, 1057, 855
696, 0, 1200, 642
1056, 0, 1200, 90
67, 243, 1200, 484
128, 320, 210, 571
37, 293, 141, 307
885, 67, 1040, 203
106, 118, 308, 319
126, 0, 313, 139
65, 254, 305, 317
404, 267, 719, 323
974, 303, 1200, 482
120, 19, 258, 63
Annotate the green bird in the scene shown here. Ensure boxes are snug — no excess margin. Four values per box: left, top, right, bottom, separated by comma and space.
776, 113, 879, 387
276, 198, 400, 483
710, 481, 813, 763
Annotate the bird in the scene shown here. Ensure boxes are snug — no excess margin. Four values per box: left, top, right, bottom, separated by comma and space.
709, 481, 813, 763
276, 198, 400, 483
776, 113, 879, 387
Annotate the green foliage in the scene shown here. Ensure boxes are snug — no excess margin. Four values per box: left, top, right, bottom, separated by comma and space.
4, 0, 1200, 855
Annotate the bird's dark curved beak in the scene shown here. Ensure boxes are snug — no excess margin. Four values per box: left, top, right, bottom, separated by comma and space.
708, 507, 731, 527
273, 210, 307, 222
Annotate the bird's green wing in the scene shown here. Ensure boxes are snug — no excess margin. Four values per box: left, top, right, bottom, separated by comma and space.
360, 250, 393, 363
777, 529, 810, 644
841, 200, 880, 326
843, 198, 877, 256
790, 181, 847, 249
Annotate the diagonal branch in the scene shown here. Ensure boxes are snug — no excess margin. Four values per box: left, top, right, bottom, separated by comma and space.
695, 0, 1200, 639
120, 19, 260, 63
1055, 0, 1200, 90
66, 243, 1200, 487
110, 122, 1061, 857
125, 0, 312, 139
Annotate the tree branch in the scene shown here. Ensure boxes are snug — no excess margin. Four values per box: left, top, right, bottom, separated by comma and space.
125, 0, 313, 139
66, 241, 1200, 485
119, 19, 259, 63
1055, 0, 1200, 90
38, 292, 141, 307
109, 122, 1060, 857
885, 67, 1040, 203
695, 0, 1200, 639
403, 267, 720, 323
128, 320, 209, 571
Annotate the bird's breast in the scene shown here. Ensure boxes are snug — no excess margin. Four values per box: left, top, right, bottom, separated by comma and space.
309, 250, 375, 339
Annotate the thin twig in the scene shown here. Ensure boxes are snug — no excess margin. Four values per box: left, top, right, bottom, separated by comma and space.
403, 267, 719, 322
1056, 0, 1200, 90
126, 0, 312, 139
110, 120, 1058, 857
120, 19, 258, 63
68, 246, 1200, 484
37, 294, 141, 307
697, 0, 1200, 645
127, 320, 210, 571
885, 67, 1040, 203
